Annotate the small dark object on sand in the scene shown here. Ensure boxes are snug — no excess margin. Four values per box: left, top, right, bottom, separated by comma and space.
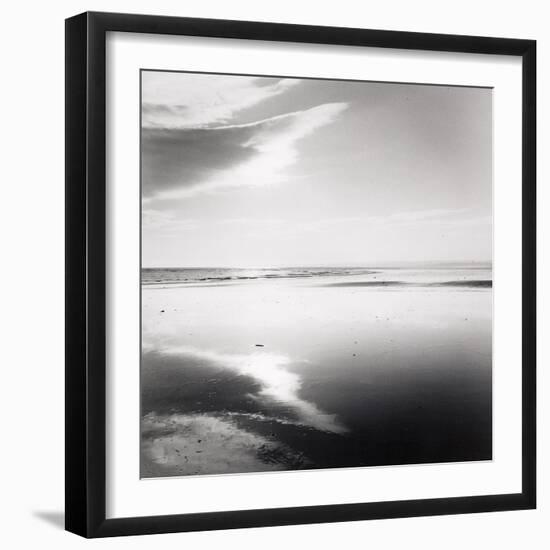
160, 309, 165, 313
255, 344, 264, 347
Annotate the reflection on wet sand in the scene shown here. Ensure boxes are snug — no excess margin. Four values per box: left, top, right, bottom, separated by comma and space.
154, 345, 347, 434
141, 345, 347, 477
141, 413, 311, 478
141, 268, 492, 478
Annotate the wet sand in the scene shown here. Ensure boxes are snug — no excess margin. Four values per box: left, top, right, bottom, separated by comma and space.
141, 273, 492, 478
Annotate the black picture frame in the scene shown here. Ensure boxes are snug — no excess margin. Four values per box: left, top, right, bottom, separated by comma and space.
65, 11, 536, 538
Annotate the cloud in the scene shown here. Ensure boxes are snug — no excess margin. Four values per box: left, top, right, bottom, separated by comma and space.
294, 208, 489, 231
141, 209, 199, 234
142, 102, 348, 201
385, 208, 471, 222
142, 73, 299, 128
201, 209, 488, 236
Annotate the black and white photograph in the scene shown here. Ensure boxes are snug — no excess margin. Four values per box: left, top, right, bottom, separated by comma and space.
140, 70, 493, 478
0, 1, 542, 545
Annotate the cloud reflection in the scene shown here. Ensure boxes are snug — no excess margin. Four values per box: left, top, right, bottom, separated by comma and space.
156, 345, 348, 434
141, 412, 311, 477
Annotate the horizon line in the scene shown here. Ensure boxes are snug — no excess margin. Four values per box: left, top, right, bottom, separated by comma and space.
141, 260, 493, 270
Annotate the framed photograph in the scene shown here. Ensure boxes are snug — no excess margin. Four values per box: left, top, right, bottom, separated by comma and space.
65, 11, 536, 538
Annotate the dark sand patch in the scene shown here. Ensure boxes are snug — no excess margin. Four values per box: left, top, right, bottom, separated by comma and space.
142, 350, 265, 417
432, 280, 492, 288
322, 280, 492, 289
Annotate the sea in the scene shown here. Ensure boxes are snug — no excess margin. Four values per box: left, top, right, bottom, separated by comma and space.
141, 264, 492, 288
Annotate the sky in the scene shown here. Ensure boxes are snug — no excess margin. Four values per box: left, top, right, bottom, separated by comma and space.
141, 70, 492, 268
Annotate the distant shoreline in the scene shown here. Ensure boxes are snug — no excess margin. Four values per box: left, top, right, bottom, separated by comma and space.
324, 280, 492, 289
140, 265, 492, 288
142, 263, 493, 271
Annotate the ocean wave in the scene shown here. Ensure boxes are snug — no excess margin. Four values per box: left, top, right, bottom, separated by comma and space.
141, 267, 378, 285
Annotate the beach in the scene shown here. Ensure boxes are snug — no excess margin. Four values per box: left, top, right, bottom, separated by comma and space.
140, 267, 492, 478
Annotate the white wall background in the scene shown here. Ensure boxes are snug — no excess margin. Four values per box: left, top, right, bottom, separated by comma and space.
0, 1, 546, 547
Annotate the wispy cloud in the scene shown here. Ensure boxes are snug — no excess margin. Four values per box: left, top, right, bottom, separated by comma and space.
142, 209, 490, 243
142, 209, 198, 231
142, 102, 348, 201
142, 73, 299, 129
194, 209, 488, 233
294, 208, 490, 231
